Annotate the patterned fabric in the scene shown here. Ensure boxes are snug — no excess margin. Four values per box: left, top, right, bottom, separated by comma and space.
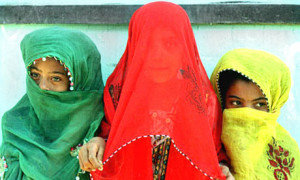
0, 27, 104, 180
210, 48, 300, 180
152, 136, 171, 180
93, 2, 226, 180
0, 157, 8, 179
267, 137, 295, 179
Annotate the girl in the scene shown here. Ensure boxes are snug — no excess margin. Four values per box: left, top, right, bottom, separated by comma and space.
210, 48, 300, 179
80, 2, 231, 180
0, 27, 104, 179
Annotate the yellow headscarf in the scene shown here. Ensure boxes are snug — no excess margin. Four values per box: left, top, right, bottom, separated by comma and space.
210, 48, 300, 180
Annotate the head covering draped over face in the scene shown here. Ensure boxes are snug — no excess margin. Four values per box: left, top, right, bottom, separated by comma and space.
210, 48, 300, 180
92, 2, 226, 180
0, 27, 104, 179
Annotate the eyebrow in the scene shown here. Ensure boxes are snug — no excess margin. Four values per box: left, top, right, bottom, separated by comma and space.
253, 97, 268, 101
228, 95, 241, 99
30, 66, 66, 76
228, 95, 267, 102
51, 71, 67, 76
30, 66, 41, 72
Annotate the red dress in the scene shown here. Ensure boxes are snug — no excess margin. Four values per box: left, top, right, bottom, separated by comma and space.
91, 2, 227, 180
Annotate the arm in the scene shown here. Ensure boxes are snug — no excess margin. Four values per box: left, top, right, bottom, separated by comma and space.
78, 85, 114, 171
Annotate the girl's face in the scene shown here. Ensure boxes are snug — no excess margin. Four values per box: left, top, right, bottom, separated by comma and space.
225, 79, 268, 112
144, 27, 183, 83
30, 58, 70, 92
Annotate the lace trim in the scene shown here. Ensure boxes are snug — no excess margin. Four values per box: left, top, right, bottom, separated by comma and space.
0, 156, 8, 180
27, 56, 74, 91
102, 135, 216, 180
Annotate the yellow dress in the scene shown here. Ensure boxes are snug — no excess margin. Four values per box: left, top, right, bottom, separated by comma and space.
210, 48, 300, 180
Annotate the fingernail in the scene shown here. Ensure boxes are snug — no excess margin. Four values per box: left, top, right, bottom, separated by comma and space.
98, 166, 103, 171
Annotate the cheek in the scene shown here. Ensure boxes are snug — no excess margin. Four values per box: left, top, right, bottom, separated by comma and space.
53, 85, 68, 92
60, 81, 70, 91
52, 81, 70, 92
165, 51, 183, 71
32, 78, 40, 85
257, 106, 269, 112
60, 83, 70, 91
224, 101, 233, 109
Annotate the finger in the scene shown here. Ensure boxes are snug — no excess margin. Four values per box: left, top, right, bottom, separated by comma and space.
97, 147, 104, 171
87, 143, 102, 169
79, 145, 95, 171
79, 146, 89, 171
219, 165, 229, 176
78, 152, 84, 171
228, 172, 235, 180
97, 141, 105, 162
97, 138, 106, 171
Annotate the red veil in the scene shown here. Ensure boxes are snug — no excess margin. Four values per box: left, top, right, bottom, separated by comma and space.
92, 2, 226, 179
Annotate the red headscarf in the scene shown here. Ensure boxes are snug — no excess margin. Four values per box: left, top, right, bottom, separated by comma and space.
92, 2, 226, 179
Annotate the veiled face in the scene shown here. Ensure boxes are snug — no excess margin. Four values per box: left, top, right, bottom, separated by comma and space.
225, 79, 268, 112
143, 27, 183, 83
30, 58, 70, 92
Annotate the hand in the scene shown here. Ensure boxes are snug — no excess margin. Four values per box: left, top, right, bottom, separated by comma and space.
219, 164, 235, 180
78, 137, 106, 172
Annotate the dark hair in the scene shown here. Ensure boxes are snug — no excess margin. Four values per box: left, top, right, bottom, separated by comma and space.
219, 70, 251, 108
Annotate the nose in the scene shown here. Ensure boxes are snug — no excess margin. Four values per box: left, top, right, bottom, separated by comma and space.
151, 43, 164, 58
244, 103, 253, 109
39, 78, 50, 91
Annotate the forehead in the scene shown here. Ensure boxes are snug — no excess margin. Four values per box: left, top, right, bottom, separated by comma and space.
32, 59, 65, 72
228, 79, 264, 97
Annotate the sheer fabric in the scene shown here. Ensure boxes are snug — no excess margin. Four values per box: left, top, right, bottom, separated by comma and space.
210, 48, 300, 180
93, 2, 226, 179
0, 27, 104, 179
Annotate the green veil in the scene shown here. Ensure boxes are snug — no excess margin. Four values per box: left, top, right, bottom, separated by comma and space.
210, 48, 300, 180
0, 27, 104, 179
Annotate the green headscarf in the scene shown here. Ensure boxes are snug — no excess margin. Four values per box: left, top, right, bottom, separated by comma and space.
210, 48, 300, 180
0, 27, 104, 180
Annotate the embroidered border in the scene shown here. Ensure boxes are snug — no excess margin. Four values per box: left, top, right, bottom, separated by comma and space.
101, 135, 216, 180
0, 156, 8, 180
27, 56, 74, 91
267, 137, 295, 180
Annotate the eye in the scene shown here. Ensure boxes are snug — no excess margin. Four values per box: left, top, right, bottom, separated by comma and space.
255, 102, 267, 108
51, 76, 62, 82
231, 100, 241, 106
30, 72, 40, 80
165, 39, 177, 48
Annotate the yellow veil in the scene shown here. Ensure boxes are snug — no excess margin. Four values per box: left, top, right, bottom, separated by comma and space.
210, 48, 300, 180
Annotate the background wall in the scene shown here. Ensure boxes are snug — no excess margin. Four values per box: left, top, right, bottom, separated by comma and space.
0, 0, 300, 145
1, 0, 299, 5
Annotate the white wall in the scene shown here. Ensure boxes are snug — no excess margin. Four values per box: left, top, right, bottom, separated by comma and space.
1, 24, 300, 145
1, 0, 299, 5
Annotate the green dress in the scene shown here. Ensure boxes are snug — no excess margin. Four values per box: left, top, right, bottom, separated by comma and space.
0, 27, 104, 180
